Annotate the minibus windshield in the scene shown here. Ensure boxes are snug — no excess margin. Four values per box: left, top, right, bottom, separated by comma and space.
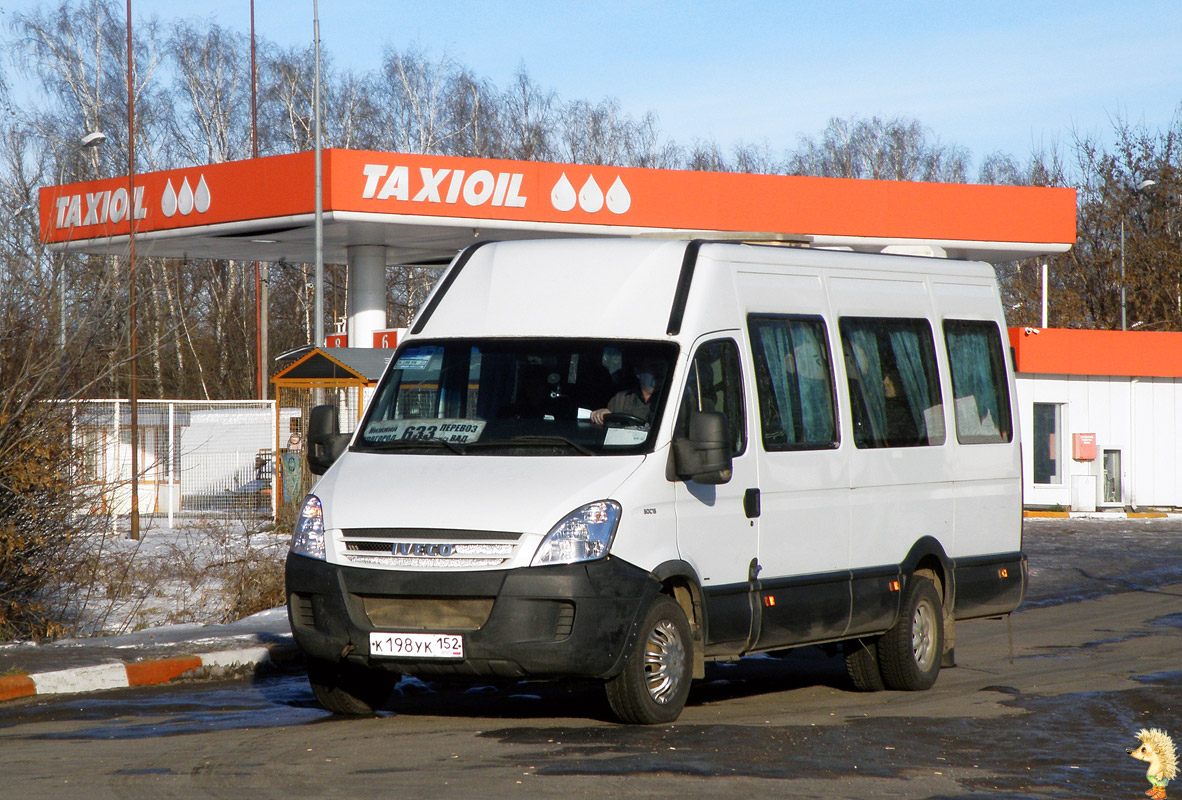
356, 339, 678, 456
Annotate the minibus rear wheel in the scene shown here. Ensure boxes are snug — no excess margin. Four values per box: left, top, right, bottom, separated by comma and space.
878, 576, 943, 691
844, 638, 886, 692
307, 658, 395, 715
605, 595, 693, 724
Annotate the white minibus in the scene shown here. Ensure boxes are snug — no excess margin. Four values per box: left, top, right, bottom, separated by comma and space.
286, 238, 1026, 723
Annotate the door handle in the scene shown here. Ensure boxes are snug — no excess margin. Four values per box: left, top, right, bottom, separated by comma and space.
743, 488, 761, 519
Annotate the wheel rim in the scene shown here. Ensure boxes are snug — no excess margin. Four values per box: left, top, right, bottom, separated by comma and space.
911, 599, 938, 672
643, 619, 686, 704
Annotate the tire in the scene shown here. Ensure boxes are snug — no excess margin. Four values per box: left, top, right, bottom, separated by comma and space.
605, 595, 693, 724
844, 638, 886, 692
878, 576, 944, 691
306, 659, 395, 715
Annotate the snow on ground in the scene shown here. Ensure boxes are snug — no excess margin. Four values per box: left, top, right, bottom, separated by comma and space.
63, 516, 290, 637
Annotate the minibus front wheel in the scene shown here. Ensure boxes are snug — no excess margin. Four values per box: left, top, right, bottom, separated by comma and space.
605, 595, 693, 724
307, 658, 396, 716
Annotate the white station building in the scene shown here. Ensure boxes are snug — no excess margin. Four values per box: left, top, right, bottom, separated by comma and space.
1010, 326, 1182, 511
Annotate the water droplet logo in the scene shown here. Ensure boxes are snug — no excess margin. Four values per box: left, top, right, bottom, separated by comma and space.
551, 173, 577, 212
194, 175, 211, 213
162, 179, 178, 218
551, 173, 630, 215
178, 178, 195, 215
578, 176, 604, 213
606, 177, 631, 214
160, 173, 212, 217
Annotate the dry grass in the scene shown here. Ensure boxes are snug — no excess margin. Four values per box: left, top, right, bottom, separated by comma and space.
63, 519, 289, 637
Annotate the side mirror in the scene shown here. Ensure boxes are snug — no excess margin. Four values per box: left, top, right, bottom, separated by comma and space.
307, 404, 350, 475
671, 410, 733, 485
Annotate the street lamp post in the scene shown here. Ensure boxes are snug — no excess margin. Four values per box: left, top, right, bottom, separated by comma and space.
1121, 179, 1157, 331
27, 132, 108, 351
67, 132, 107, 350
127, 0, 140, 541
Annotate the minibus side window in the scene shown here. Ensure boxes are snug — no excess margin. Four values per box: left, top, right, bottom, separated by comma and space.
943, 320, 1013, 444
748, 315, 838, 450
676, 340, 746, 456
839, 318, 946, 449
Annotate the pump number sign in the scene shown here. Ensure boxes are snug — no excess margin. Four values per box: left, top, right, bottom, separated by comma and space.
370, 631, 464, 659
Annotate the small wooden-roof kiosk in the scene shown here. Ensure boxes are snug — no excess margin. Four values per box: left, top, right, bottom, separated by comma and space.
271, 346, 392, 400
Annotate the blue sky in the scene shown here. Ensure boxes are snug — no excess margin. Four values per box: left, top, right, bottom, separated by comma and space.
4, 0, 1180, 168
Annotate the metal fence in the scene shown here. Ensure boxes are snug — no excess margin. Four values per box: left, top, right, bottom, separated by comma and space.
69, 399, 299, 527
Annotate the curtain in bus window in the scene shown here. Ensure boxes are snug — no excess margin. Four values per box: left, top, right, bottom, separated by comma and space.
754, 321, 797, 442
888, 326, 944, 444
945, 323, 1011, 443
792, 321, 836, 443
843, 326, 887, 445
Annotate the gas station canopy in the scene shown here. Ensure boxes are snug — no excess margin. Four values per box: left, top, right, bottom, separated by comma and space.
39, 148, 1076, 347
41, 148, 1076, 265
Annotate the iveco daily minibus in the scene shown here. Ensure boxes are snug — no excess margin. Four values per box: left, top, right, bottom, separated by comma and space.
286, 238, 1027, 723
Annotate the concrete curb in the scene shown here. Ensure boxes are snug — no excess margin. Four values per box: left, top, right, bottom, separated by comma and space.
0, 644, 301, 703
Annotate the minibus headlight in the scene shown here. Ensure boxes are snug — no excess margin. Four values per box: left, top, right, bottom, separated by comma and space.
291, 495, 326, 560
531, 500, 621, 567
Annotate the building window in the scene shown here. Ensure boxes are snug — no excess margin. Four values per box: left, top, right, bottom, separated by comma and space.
1032, 403, 1062, 484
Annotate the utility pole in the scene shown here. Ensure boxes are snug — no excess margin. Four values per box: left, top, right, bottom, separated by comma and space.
313, 0, 324, 350
126, 0, 140, 540
251, 0, 267, 398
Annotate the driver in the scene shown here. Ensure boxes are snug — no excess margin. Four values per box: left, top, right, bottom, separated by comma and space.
591, 360, 664, 425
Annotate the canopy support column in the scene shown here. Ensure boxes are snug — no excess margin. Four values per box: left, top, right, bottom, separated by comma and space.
347, 245, 387, 347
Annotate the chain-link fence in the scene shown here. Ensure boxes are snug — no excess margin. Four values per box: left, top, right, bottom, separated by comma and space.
70, 399, 301, 526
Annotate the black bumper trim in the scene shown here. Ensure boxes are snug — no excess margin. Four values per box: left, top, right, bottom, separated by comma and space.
285, 553, 659, 680
953, 551, 1027, 619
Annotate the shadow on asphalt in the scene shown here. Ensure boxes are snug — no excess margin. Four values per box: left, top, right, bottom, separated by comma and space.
0, 646, 853, 736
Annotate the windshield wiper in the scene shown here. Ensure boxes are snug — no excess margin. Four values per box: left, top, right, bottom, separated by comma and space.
468, 435, 595, 456
363, 437, 467, 454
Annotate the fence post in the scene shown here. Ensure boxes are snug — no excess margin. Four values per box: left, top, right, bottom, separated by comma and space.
272, 399, 279, 520
167, 401, 176, 529
111, 399, 120, 537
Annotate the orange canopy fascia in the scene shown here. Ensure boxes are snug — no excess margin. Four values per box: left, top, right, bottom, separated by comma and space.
40, 149, 1076, 265
1009, 327, 1182, 378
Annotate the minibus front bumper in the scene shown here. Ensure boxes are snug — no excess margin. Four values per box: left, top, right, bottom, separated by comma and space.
285, 552, 661, 680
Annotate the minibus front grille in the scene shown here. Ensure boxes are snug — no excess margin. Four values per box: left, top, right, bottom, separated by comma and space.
342, 527, 520, 541
340, 532, 519, 569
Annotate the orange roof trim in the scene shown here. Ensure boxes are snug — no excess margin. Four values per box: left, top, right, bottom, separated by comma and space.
1009, 327, 1182, 379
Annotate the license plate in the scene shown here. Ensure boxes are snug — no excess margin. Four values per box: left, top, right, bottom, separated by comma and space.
369, 631, 464, 659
